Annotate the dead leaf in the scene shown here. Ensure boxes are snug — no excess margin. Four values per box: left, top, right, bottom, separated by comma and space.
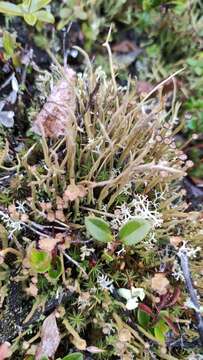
0, 342, 11, 360
118, 328, 132, 342
38, 236, 60, 253
39, 232, 69, 253
170, 236, 183, 248
32, 67, 76, 138
136, 81, 154, 96
112, 40, 138, 53
151, 273, 170, 295
35, 312, 60, 360
26, 283, 38, 297
63, 184, 87, 202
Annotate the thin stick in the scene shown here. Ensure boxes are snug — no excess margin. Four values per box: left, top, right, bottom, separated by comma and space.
80, 206, 115, 219
103, 25, 119, 109
62, 250, 88, 279
178, 248, 203, 345
141, 68, 185, 104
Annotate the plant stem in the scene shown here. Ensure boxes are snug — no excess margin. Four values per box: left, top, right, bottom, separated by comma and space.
178, 249, 203, 345
62, 250, 88, 279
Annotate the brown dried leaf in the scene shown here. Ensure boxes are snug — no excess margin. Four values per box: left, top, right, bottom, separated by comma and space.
170, 236, 183, 248
35, 312, 60, 360
32, 67, 76, 138
38, 236, 60, 253
151, 273, 170, 295
26, 283, 38, 297
39, 232, 68, 253
112, 40, 138, 53
136, 81, 154, 96
118, 328, 132, 342
0, 342, 11, 360
64, 184, 87, 202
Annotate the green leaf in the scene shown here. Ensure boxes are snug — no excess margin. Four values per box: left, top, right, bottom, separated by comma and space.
3, 31, 16, 59
137, 308, 150, 327
0, 1, 22, 16
142, 0, 161, 11
23, 13, 37, 25
61, 353, 83, 360
30, 0, 52, 12
29, 248, 51, 273
48, 256, 62, 280
119, 219, 151, 246
22, 0, 32, 8
153, 319, 169, 344
85, 216, 113, 243
35, 9, 54, 23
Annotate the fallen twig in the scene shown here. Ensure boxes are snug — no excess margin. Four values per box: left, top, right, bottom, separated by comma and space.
178, 247, 203, 345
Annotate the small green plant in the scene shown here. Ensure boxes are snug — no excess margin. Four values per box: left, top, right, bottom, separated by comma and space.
85, 216, 152, 246
48, 256, 63, 281
0, 0, 54, 25
29, 248, 51, 273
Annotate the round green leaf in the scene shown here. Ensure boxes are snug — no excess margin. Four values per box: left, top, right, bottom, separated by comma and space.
29, 248, 51, 273
48, 256, 62, 280
85, 216, 113, 243
119, 219, 151, 246
23, 13, 37, 25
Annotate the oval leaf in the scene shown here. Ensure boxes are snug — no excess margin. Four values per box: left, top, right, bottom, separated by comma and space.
48, 256, 62, 280
85, 216, 113, 243
119, 219, 151, 246
29, 248, 51, 273
137, 308, 151, 327
23, 13, 37, 25
35, 313, 60, 360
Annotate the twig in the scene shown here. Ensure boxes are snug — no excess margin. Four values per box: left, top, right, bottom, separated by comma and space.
103, 25, 119, 110
80, 205, 115, 219
61, 249, 88, 279
140, 68, 185, 104
178, 248, 203, 345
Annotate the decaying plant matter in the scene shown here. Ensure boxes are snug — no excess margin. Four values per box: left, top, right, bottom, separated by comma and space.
0, 46, 202, 360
